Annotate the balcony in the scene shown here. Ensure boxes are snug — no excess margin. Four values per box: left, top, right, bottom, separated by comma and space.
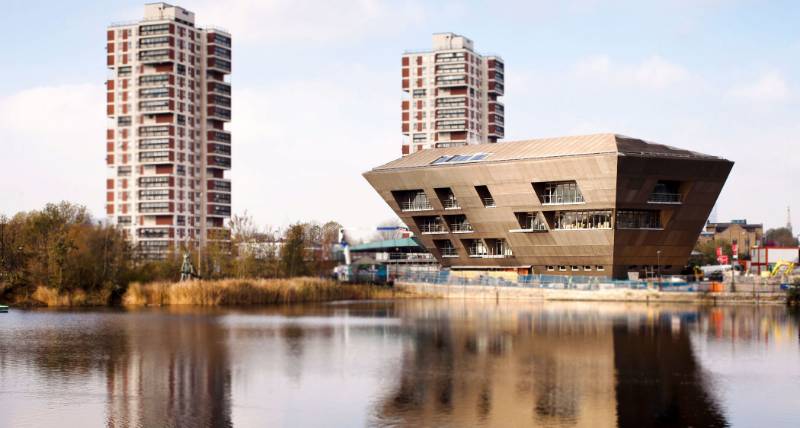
208, 204, 231, 217
436, 120, 467, 131
208, 58, 231, 73
139, 88, 170, 99
209, 193, 231, 204
139, 100, 171, 113
138, 151, 172, 163
209, 143, 231, 156
138, 202, 171, 213
138, 176, 171, 188
209, 82, 232, 96
139, 126, 171, 137
209, 46, 232, 59
436, 76, 467, 87
647, 193, 682, 204
138, 36, 172, 49
436, 98, 467, 109
435, 52, 465, 64
209, 33, 232, 48
536, 181, 585, 205
208, 94, 231, 107
208, 179, 231, 192
208, 106, 231, 121
489, 81, 505, 95
445, 215, 473, 233
208, 130, 231, 143
138, 74, 171, 87
138, 189, 170, 200
139, 23, 171, 36
436, 109, 466, 119
138, 228, 171, 239
208, 155, 231, 168
416, 216, 448, 234
138, 49, 173, 63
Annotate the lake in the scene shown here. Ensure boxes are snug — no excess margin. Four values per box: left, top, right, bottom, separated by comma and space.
0, 301, 798, 427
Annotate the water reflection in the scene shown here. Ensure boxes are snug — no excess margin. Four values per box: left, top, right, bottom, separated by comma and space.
0, 303, 797, 427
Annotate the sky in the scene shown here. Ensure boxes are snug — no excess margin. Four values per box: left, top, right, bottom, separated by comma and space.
1, 0, 799, 237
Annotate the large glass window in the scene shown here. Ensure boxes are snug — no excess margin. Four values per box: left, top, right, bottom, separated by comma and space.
616, 210, 662, 229
434, 240, 458, 257
414, 216, 447, 234
444, 215, 473, 233
537, 181, 585, 205
553, 210, 612, 230
485, 239, 512, 257
648, 181, 682, 203
463, 239, 487, 257
515, 212, 547, 231
393, 190, 432, 211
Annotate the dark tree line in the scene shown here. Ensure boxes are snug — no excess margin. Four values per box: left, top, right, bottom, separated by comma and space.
0, 202, 344, 304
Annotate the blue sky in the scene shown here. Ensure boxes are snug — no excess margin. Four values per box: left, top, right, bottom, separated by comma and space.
1, 0, 799, 236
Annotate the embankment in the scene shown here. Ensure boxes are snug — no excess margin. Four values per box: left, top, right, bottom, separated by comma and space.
399, 282, 787, 305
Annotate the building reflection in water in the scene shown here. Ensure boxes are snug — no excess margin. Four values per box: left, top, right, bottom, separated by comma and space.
372, 302, 798, 427
0, 302, 797, 427
103, 308, 233, 428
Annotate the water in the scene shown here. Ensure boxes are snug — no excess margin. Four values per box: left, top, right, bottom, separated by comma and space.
0, 301, 798, 428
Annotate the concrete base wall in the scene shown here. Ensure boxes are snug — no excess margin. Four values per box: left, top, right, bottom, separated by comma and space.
399, 282, 787, 305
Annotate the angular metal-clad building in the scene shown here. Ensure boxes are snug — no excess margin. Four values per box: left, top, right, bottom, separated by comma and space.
363, 134, 733, 279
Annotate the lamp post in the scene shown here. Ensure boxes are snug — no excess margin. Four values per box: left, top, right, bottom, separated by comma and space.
657, 249, 662, 291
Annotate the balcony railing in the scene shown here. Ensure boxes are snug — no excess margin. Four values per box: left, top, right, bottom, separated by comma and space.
419, 224, 447, 234
138, 228, 170, 239
400, 200, 433, 211
449, 223, 473, 233
442, 199, 460, 210
647, 193, 682, 204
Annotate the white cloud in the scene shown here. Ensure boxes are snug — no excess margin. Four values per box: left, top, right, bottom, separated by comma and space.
728, 71, 790, 103
189, 0, 425, 44
0, 84, 106, 217
573, 55, 690, 89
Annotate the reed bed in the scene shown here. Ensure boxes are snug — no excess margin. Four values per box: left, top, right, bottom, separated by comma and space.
122, 277, 400, 306
31, 286, 112, 307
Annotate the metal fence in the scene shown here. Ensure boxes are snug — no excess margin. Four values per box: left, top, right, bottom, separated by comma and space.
394, 270, 779, 292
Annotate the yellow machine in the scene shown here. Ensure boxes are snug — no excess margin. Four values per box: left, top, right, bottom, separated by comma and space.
770, 260, 796, 279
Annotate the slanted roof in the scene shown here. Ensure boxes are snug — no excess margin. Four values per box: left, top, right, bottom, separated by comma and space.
370, 133, 725, 171
350, 237, 424, 252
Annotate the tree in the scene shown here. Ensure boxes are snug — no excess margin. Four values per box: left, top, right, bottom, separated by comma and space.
765, 227, 799, 247
693, 239, 733, 266
281, 224, 309, 277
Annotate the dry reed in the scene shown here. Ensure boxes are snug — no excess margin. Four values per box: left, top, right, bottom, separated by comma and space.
122, 277, 400, 306
31, 286, 111, 307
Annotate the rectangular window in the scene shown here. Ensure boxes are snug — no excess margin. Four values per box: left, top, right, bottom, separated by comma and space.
415, 216, 447, 234
536, 181, 585, 205
435, 188, 460, 210
546, 266, 555, 272
138, 176, 170, 187
596, 265, 605, 272
117, 116, 131, 126
475, 185, 495, 207
616, 210, 662, 229
118, 66, 132, 77
553, 210, 612, 230
434, 240, 458, 257
444, 215, 473, 233
514, 212, 547, 231
392, 190, 432, 211
463, 239, 487, 257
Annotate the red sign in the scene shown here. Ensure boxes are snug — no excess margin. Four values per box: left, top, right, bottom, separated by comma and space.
716, 247, 722, 257
732, 242, 738, 256
717, 255, 729, 265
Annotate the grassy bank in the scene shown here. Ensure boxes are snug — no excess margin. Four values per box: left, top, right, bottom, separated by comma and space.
16, 278, 402, 307
122, 277, 402, 306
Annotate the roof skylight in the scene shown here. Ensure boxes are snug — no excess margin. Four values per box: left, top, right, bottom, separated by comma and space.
431, 153, 491, 165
